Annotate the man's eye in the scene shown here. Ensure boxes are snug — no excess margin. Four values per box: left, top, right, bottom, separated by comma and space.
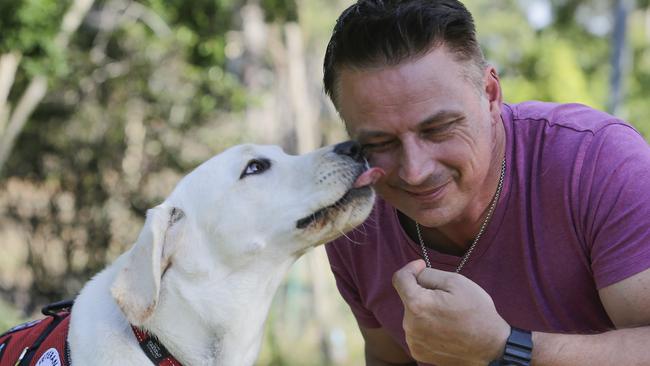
422, 120, 459, 136
240, 159, 271, 179
362, 140, 395, 153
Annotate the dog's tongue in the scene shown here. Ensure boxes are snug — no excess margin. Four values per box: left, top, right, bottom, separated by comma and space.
353, 167, 385, 188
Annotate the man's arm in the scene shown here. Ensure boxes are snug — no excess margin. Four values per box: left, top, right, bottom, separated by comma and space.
530, 267, 650, 365
359, 326, 417, 366
392, 261, 650, 365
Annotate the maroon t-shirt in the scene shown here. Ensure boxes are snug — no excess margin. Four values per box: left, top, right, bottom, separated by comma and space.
326, 101, 650, 364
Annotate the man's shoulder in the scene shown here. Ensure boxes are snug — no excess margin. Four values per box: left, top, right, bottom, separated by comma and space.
505, 101, 631, 135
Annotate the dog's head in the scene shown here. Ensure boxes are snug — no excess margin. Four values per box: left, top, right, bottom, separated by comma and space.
111, 142, 382, 325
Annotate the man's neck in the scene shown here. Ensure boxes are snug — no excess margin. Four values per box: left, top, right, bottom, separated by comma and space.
397, 210, 469, 257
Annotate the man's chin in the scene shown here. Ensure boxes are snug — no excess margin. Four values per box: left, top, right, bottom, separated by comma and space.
394, 203, 450, 227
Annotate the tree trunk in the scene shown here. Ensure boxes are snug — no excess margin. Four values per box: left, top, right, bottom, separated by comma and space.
0, 0, 95, 177
608, 0, 633, 115
0, 76, 48, 173
0, 52, 21, 134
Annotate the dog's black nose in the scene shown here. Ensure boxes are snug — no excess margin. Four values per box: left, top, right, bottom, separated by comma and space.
333, 140, 364, 162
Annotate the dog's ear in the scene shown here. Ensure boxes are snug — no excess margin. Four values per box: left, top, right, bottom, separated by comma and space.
110, 204, 185, 326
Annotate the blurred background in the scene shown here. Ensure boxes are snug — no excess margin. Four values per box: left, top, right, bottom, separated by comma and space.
1, 0, 649, 365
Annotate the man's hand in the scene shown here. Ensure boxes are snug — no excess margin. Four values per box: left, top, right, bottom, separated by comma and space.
392, 260, 510, 365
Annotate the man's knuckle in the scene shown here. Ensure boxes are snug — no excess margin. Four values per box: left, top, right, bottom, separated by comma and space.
445, 274, 461, 287
403, 299, 417, 314
415, 297, 431, 313
391, 271, 400, 285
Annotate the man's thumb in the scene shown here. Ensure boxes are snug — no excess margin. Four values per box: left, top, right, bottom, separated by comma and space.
392, 259, 427, 302
416, 266, 458, 292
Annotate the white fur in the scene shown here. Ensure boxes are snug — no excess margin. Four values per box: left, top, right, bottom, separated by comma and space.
67, 144, 374, 365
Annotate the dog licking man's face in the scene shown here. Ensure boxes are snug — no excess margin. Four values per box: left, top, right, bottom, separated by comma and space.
165, 143, 382, 266
89, 143, 382, 364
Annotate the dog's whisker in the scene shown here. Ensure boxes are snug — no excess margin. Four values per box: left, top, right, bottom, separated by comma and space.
362, 215, 379, 230
347, 226, 369, 244
354, 222, 370, 238
337, 227, 365, 245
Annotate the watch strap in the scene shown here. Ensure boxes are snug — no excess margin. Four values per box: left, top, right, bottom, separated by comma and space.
489, 326, 532, 366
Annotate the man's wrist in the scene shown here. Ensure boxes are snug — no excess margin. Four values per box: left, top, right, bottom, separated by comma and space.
489, 327, 533, 366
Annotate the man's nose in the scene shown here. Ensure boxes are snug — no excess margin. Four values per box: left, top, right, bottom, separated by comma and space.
398, 142, 435, 186
333, 140, 364, 162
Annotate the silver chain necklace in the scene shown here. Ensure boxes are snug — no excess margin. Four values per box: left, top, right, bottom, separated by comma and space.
415, 156, 506, 273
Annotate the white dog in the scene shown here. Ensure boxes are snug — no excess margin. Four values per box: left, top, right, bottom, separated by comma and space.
60, 141, 382, 365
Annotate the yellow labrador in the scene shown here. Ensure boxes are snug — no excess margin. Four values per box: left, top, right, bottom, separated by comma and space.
66, 141, 382, 365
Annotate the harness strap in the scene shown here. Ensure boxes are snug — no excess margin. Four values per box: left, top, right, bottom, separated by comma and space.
3, 300, 182, 366
16, 302, 73, 366
131, 326, 184, 366
0, 301, 74, 366
64, 340, 71, 366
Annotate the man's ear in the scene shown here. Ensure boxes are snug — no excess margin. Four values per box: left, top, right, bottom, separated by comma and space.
110, 204, 185, 326
485, 66, 503, 118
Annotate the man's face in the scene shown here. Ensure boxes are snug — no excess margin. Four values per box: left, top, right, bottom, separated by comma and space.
336, 47, 503, 228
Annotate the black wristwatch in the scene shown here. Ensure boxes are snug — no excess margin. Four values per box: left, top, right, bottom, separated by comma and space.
488, 327, 533, 366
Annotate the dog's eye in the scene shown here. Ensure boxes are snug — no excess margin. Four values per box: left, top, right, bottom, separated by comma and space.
240, 158, 271, 179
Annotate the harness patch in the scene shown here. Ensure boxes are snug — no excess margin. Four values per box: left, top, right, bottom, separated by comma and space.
35, 348, 61, 366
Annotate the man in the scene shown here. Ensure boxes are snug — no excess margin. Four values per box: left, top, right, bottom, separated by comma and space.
323, 1, 650, 365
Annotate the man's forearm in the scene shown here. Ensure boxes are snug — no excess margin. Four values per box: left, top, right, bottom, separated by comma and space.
365, 347, 417, 366
532, 326, 650, 365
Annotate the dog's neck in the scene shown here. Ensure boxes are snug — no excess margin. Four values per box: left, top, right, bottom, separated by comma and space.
143, 254, 299, 366
70, 247, 301, 366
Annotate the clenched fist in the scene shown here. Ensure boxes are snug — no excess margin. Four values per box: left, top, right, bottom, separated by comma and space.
392, 260, 510, 366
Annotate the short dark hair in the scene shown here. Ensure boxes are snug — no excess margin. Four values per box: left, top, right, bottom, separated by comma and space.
323, 0, 486, 105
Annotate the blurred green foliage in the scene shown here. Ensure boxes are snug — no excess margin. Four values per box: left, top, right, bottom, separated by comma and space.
0, 0, 69, 77
0, 298, 27, 332
468, 0, 650, 137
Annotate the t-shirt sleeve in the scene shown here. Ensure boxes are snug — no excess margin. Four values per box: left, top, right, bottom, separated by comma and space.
580, 123, 650, 289
325, 241, 382, 328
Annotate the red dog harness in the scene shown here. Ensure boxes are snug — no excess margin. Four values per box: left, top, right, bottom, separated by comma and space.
0, 301, 72, 366
0, 301, 184, 366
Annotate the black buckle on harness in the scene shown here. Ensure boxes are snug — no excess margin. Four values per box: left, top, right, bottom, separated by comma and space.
41, 300, 74, 317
